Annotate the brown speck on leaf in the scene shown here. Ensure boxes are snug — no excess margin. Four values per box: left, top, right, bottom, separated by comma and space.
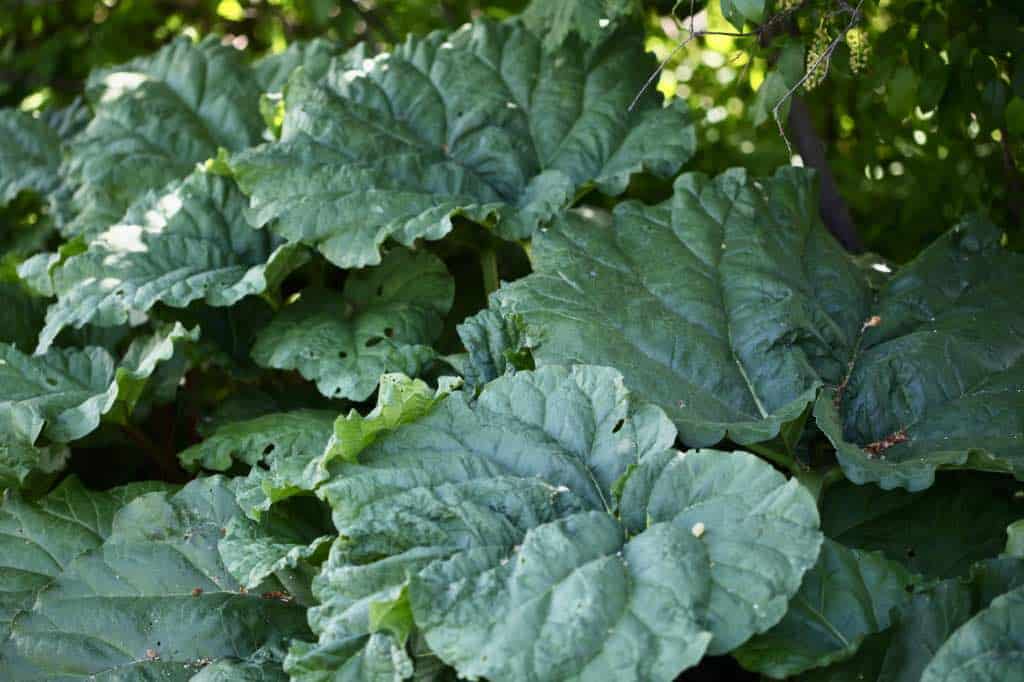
862, 315, 882, 331
145, 648, 160, 661
191, 587, 203, 597
441, 143, 449, 154
262, 590, 294, 603
238, 585, 248, 594
864, 429, 908, 457
219, 527, 227, 537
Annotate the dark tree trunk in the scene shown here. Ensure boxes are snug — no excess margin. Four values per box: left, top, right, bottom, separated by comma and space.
787, 95, 865, 253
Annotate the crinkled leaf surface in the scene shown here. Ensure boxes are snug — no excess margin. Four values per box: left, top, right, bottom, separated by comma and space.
0, 323, 194, 445
821, 475, 1024, 579
307, 365, 820, 680
454, 307, 529, 392
816, 215, 1024, 490
521, 0, 636, 50
40, 170, 308, 351
252, 248, 452, 401
254, 38, 345, 93
62, 36, 264, 238
180, 409, 336, 519
219, 492, 333, 601
228, 374, 458, 522
4, 477, 310, 680
180, 409, 336, 474
496, 168, 869, 447
735, 539, 918, 678
921, 584, 1024, 682
320, 373, 460, 468
0, 411, 67, 493
0, 476, 170, 666
231, 18, 695, 268
0, 110, 62, 205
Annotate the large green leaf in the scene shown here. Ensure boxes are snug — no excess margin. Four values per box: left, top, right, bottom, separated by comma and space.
62, 36, 264, 239
180, 409, 337, 474
230, 18, 695, 268
799, 558, 1024, 682
454, 307, 529, 392
306, 365, 820, 680
3, 477, 310, 680
521, 0, 637, 50
821, 475, 1024, 579
735, 539, 918, 678
0, 323, 195, 445
920, 585, 1024, 682
181, 409, 336, 519
0, 477, 172, 674
495, 173, 1024, 482
496, 168, 869, 447
39, 170, 308, 351
254, 39, 346, 93
251, 249, 452, 401
815, 215, 1024, 490
219, 492, 333, 603
0, 110, 62, 206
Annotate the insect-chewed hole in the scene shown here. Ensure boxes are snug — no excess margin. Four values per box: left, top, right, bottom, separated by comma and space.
384, 327, 394, 338
338, 350, 348, 359
262, 444, 276, 456
376, 285, 384, 296
905, 547, 917, 559
611, 419, 624, 434
365, 337, 383, 348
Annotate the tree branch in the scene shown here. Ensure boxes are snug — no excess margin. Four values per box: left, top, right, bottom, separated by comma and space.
787, 95, 864, 253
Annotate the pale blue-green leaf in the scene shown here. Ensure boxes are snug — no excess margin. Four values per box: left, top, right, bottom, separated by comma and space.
0, 110, 61, 205
231, 19, 694, 268
40, 171, 309, 351
251, 249, 452, 401
62, 36, 264, 239
4, 477, 310, 680
620, 448, 822, 654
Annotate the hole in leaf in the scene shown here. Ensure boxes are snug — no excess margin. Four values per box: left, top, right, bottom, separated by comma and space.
45, 377, 58, 387
365, 337, 383, 347
376, 285, 384, 296
905, 547, 916, 558
611, 419, 624, 434
263, 444, 275, 456
338, 350, 348, 359
384, 327, 394, 338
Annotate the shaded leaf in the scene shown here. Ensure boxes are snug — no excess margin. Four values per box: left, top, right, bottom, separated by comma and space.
821, 475, 1024, 579
496, 167, 869, 447
252, 249, 452, 401
4, 477, 310, 680
735, 539, 918, 678
816, 215, 1024, 491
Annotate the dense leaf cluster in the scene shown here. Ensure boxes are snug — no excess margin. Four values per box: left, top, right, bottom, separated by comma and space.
0, 2, 1021, 681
